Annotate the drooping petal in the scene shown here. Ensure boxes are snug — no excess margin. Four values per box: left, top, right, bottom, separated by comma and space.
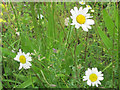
19, 63, 23, 70
86, 19, 95, 25
98, 76, 104, 80
87, 80, 91, 86
82, 24, 88, 31
14, 55, 20, 62
74, 7, 79, 14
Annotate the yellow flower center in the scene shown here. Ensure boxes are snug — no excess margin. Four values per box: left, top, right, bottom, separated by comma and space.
89, 73, 98, 82
81, 2, 84, 4
76, 14, 86, 24
19, 55, 26, 64
88, 5, 90, 8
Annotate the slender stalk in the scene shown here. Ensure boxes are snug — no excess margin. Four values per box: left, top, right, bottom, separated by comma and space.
14, 69, 23, 88
74, 29, 79, 87
84, 32, 88, 63
31, 68, 45, 88
118, 2, 120, 89
112, 14, 115, 89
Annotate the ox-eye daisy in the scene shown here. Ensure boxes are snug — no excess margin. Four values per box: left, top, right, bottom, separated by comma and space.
14, 49, 32, 70
83, 68, 104, 87
79, 0, 85, 5
86, 5, 92, 10
70, 7, 94, 31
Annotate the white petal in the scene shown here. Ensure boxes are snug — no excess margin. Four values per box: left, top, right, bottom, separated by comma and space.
19, 63, 23, 70
71, 23, 74, 25
19, 49, 22, 53
79, 7, 83, 12
74, 7, 79, 14
83, 7, 88, 14
14, 55, 20, 62
70, 9, 75, 16
86, 25, 92, 29
85, 14, 93, 18
23, 64, 30, 69
95, 83, 98, 87
26, 53, 30, 56
98, 76, 104, 80
97, 80, 101, 85
92, 82, 95, 86
26, 57, 32, 61
27, 61, 32, 66
86, 19, 95, 25
83, 76, 87, 81
87, 80, 91, 86
75, 23, 80, 29
92, 67, 98, 73
82, 24, 88, 31
22, 62, 31, 69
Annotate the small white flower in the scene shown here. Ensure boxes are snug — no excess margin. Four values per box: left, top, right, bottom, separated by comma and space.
79, 0, 85, 5
91, 9, 94, 12
70, 7, 95, 31
40, 14, 44, 19
86, 5, 92, 10
16, 32, 20, 36
37, 14, 44, 19
83, 68, 104, 87
65, 17, 69, 26
14, 49, 32, 70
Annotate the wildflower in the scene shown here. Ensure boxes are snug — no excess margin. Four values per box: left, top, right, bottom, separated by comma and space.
83, 68, 104, 87
65, 17, 69, 26
91, 9, 94, 12
86, 5, 92, 10
79, 0, 85, 5
16, 32, 20, 36
40, 14, 44, 19
53, 48, 57, 53
14, 49, 32, 70
70, 7, 94, 31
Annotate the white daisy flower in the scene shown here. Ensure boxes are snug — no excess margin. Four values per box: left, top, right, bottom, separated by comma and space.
70, 7, 95, 31
83, 68, 104, 87
79, 0, 85, 5
14, 49, 32, 70
86, 5, 92, 10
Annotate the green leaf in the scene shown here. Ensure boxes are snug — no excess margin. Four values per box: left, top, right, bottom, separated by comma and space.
0, 82, 2, 90
16, 77, 37, 88
76, 42, 84, 56
2, 47, 16, 58
103, 9, 116, 38
13, 74, 27, 81
97, 25, 112, 50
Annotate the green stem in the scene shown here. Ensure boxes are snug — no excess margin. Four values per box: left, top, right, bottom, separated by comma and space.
31, 68, 45, 88
84, 32, 88, 63
102, 62, 112, 72
74, 29, 78, 86
112, 8, 115, 88
14, 68, 23, 88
